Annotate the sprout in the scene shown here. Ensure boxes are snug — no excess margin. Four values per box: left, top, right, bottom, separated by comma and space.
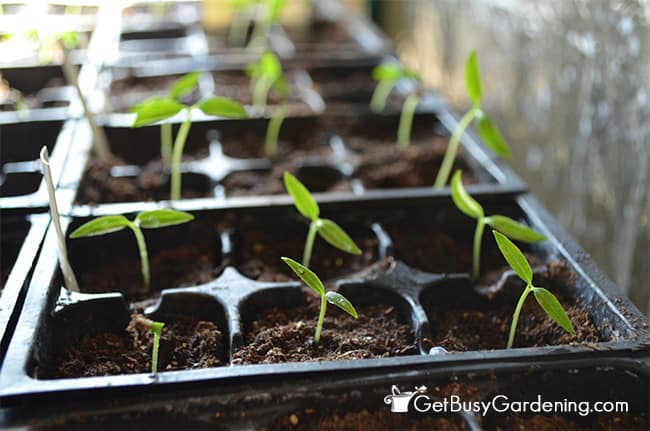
451, 170, 546, 279
492, 231, 576, 348
370, 63, 422, 150
134, 316, 165, 375
130, 79, 247, 200
433, 50, 511, 188
69, 209, 194, 291
283, 172, 361, 268
229, 0, 260, 46
281, 257, 358, 343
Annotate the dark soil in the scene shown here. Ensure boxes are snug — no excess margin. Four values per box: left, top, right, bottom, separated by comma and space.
109, 74, 201, 113
235, 228, 378, 282
218, 123, 325, 159
211, 71, 303, 106
492, 413, 648, 430
233, 293, 417, 364
47, 313, 226, 378
77, 241, 219, 301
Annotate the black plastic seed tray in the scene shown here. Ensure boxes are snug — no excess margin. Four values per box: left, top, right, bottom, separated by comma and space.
0, 114, 76, 213
0, 193, 646, 404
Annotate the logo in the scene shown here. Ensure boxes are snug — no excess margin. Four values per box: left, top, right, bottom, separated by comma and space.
383, 385, 427, 413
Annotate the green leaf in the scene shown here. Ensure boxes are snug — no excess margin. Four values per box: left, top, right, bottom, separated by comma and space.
372, 64, 405, 81
69, 215, 131, 238
465, 50, 482, 106
533, 287, 576, 335
317, 219, 362, 255
260, 51, 282, 80
197, 97, 247, 118
477, 114, 511, 158
150, 321, 165, 335
135, 209, 194, 229
130, 97, 185, 127
266, 0, 286, 22
168, 71, 201, 100
59, 31, 80, 49
283, 171, 319, 220
492, 230, 533, 284
281, 257, 325, 296
325, 291, 358, 319
487, 215, 546, 243
451, 170, 484, 219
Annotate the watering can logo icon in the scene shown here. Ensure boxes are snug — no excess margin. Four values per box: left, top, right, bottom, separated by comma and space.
383, 385, 428, 413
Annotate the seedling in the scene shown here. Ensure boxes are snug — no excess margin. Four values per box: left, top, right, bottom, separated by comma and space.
283, 172, 361, 268
370, 63, 421, 150
492, 231, 576, 348
433, 50, 511, 188
69, 209, 194, 291
451, 170, 546, 279
130, 85, 247, 200
134, 316, 165, 375
248, 0, 286, 49
229, 0, 259, 46
245, 51, 288, 157
282, 257, 358, 343
131, 71, 202, 167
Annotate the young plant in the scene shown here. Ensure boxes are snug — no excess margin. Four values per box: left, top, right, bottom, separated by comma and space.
130, 88, 247, 200
492, 231, 576, 348
134, 316, 165, 375
283, 171, 361, 268
282, 257, 358, 343
131, 71, 202, 167
228, 0, 259, 46
370, 63, 421, 150
433, 50, 511, 188
69, 209, 194, 292
451, 170, 546, 279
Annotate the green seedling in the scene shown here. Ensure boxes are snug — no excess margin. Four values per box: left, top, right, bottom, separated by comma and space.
434, 50, 511, 188
283, 171, 361, 268
229, 0, 260, 46
451, 170, 546, 279
132, 71, 202, 167
370, 63, 421, 150
282, 257, 358, 343
134, 316, 165, 375
69, 209, 194, 291
130, 83, 247, 200
492, 231, 576, 348
248, 0, 286, 49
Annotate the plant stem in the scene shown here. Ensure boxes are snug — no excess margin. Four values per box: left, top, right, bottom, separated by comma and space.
228, 10, 249, 46
472, 218, 486, 280
433, 108, 478, 188
315, 294, 327, 343
151, 326, 161, 374
170, 109, 192, 201
129, 223, 150, 291
397, 93, 420, 150
507, 284, 532, 349
370, 79, 395, 113
160, 122, 172, 167
265, 105, 286, 158
253, 76, 271, 108
302, 220, 319, 268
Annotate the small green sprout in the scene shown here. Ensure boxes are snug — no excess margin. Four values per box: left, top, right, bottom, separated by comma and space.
434, 50, 511, 188
451, 170, 546, 279
69, 209, 194, 291
492, 231, 576, 349
282, 257, 358, 343
134, 316, 165, 375
130, 80, 247, 200
283, 171, 361, 268
370, 63, 421, 150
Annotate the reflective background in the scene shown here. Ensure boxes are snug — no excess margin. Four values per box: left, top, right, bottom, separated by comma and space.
378, 0, 649, 315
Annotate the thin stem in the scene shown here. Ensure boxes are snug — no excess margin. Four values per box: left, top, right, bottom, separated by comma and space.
160, 122, 172, 167
507, 284, 532, 349
129, 223, 150, 290
228, 10, 249, 46
472, 218, 486, 280
370, 79, 395, 113
253, 76, 271, 108
314, 294, 327, 343
397, 93, 420, 150
151, 327, 161, 374
302, 220, 319, 268
265, 105, 286, 158
170, 109, 192, 201
433, 108, 478, 188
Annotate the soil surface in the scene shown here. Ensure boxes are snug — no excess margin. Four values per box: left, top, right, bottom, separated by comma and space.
235, 228, 378, 282
491, 413, 648, 430
233, 293, 417, 364
109, 74, 201, 113
211, 71, 303, 106
46, 313, 226, 378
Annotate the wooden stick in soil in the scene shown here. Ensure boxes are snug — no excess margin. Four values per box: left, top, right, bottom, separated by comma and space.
40, 146, 80, 293
60, 42, 110, 161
